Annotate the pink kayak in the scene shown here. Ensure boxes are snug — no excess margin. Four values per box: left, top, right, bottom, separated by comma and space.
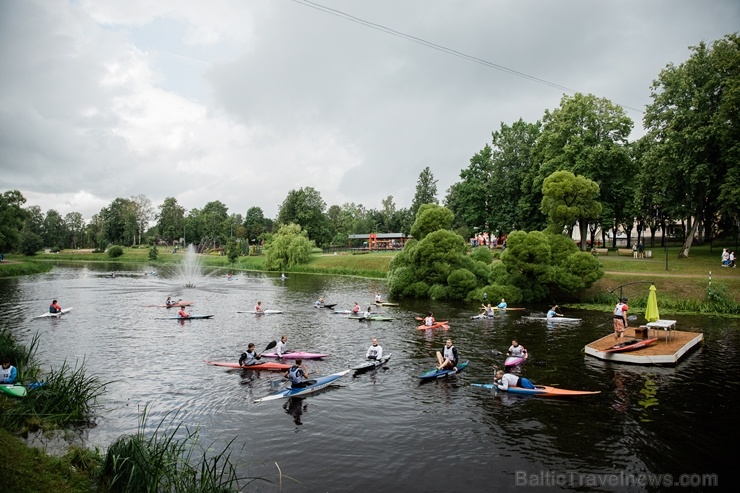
504, 356, 526, 367
262, 351, 329, 360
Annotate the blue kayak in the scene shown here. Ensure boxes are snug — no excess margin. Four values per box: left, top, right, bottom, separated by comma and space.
418, 361, 469, 381
254, 370, 350, 402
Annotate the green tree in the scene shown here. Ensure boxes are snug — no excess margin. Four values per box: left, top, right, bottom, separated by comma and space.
535, 93, 634, 247
0, 190, 28, 252
410, 204, 454, 241
644, 33, 740, 256
265, 223, 315, 271
540, 171, 602, 250
156, 197, 186, 245
64, 212, 86, 249
410, 167, 438, 217
148, 245, 158, 261
130, 194, 154, 246
42, 209, 66, 250
18, 226, 43, 256
243, 206, 269, 245
277, 187, 331, 247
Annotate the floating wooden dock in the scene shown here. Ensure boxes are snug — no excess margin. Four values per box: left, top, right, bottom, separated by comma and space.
584, 320, 703, 365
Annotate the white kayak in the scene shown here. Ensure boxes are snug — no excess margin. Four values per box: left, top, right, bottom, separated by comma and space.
236, 310, 283, 315
34, 307, 73, 319
254, 370, 350, 402
524, 316, 581, 323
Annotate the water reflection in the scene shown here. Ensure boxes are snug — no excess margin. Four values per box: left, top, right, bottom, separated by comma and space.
1, 266, 737, 491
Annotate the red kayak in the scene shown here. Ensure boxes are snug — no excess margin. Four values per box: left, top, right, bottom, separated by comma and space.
416, 321, 449, 330
204, 360, 291, 371
604, 338, 658, 353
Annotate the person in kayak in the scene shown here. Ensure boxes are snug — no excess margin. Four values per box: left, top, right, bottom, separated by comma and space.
177, 307, 190, 318
351, 302, 361, 315
436, 339, 458, 371
495, 369, 536, 390
424, 312, 436, 326
497, 298, 508, 309
285, 358, 310, 388
314, 296, 325, 308
239, 343, 264, 367
254, 301, 264, 313
363, 306, 373, 319
507, 339, 528, 360
480, 304, 495, 317
547, 305, 564, 318
49, 299, 62, 313
1, 357, 18, 384
613, 298, 629, 345
166, 296, 174, 307
366, 338, 383, 360
276, 335, 289, 358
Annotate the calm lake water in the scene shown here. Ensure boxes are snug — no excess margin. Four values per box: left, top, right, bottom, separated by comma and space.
1, 263, 736, 492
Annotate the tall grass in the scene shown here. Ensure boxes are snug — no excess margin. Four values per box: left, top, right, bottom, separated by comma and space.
0, 359, 108, 432
101, 408, 269, 493
0, 261, 53, 277
0, 329, 41, 383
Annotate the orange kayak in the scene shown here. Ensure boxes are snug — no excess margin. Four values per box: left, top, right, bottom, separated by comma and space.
416, 321, 449, 330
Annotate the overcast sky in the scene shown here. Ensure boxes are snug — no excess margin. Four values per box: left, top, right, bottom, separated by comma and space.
1, 0, 738, 222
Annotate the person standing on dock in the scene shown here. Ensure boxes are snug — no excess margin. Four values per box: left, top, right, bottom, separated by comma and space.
613, 298, 629, 344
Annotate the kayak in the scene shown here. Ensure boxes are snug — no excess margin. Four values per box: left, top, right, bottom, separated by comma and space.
34, 307, 73, 319
504, 356, 526, 367
496, 307, 525, 311
0, 384, 28, 398
161, 301, 193, 308
204, 360, 291, 371
349, 315, 394, 321
254, 369, 351, 402
314, 303, 337, 309
524, 316, 582, 323
471, 313, 495, 319
236, 310, 283, 315
604, 338, 658, 353
165, 314, 214, 320
351, 354, 391, 373
418, 361, 469, 381
332, 310, 354, 315
375, 301, 399, 306
471, 383, 600, 397
416, 321, 449, 330
262, 351, 329, 360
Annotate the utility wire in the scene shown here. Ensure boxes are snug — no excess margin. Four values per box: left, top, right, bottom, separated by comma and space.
290, 0, 644, 114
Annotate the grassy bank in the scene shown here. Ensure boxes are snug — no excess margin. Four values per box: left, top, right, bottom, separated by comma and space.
0, 260, 53, 278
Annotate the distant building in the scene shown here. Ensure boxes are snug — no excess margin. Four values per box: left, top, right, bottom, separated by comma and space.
347, 233, 410, 250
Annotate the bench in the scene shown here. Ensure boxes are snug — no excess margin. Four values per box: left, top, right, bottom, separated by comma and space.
617, 248, 634, 256
593, 248, 609, 255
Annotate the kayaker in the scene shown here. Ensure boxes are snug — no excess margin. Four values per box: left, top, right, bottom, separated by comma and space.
424, 312, 436, 326
177, 307, 190, 318
239, 343, 263, 367
507, 339, 528, 360
613, 298, 629, 345
314, 296, 325, 308
276, 335, 289, 358
351, 302, 361, 315
480, 304, 495, 317
436, 339, 458, 371
254, 301, 264, 313
285, 358, 309, 388
49, 299, 62, 313
497, 298, 508, 309
495, 369, 536, 390
375, 293, 382, 303
166, 296, 173, 306
366, 338, 383, 360
0, 357, 17, 384
547, 305, 564, 318
363, 306, 373, 319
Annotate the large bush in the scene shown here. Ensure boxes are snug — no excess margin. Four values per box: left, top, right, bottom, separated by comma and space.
107, 246, 124, 258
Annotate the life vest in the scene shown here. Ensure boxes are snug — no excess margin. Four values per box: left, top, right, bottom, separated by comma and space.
443, 345, 457, 363
288, 365, 306, 384
614, 303, 627, 318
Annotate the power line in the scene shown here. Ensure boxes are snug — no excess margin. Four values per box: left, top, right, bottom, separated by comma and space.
289, 0, 644, 114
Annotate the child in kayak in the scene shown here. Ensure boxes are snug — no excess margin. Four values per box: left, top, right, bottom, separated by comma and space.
285, 359, 309, 388
239, 343, 263, 367
424, 312, 436, 326
49, 299, 62, 313
366, 338, 383, 360
254, 301, 264, 313
507, 339, 528, 360
177, 307, 189, 318
276, 335, 289, 358
436, 339, 458, 371
1, 357, 17, 384
495, 369, 536, 390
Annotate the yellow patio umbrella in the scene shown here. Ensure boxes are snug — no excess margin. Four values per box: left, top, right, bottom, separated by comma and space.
645, 284, 660, 322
